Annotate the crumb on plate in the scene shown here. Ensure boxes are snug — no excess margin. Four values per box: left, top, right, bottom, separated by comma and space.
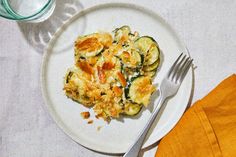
80, 111, 90, 119
87, 119, 93, 124
97, 126, 103, 131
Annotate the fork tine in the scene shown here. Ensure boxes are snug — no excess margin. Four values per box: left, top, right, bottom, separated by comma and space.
175, 56, 191, 82
167, 53, 183, 78
171, 54, 187, 81
178, 59, 193, 83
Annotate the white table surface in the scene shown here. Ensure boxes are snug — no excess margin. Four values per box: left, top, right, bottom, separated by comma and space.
0, 0, 236, 157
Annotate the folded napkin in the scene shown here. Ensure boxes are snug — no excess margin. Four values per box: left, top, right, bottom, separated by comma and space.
155, 74, 236, 157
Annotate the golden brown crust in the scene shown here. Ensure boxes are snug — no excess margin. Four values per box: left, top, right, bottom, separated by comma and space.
75, 37, 102, 53
117, 71, 127, 87
64, 27, 156, 121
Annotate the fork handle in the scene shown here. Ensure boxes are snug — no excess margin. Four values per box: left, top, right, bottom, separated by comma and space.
123, 96, 166, 157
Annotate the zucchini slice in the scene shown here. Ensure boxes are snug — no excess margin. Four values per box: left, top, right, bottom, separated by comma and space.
124, 75, 140, 99
131, 50, 142, 67
124, 102, 142, 116
118, 50, 143, 68
64, 67, 83, 85
144, 44, 160, 66
128, 32, 139, 41
113, 25, 131, 42
134, 36, 155, 55
143, 58, 160, 72
134, 36, 160, 65
124, 68, 140, 80
144, 70, 157, 78
74, 33, 104, 59
63, 68, 93, 107
128, 76, 155, 106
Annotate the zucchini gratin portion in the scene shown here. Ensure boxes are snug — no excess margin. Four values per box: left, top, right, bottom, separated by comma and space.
63, 26, 161, 121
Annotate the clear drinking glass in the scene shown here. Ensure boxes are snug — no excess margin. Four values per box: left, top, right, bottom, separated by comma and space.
0, 0, 56, 22
0, 0, 84, 52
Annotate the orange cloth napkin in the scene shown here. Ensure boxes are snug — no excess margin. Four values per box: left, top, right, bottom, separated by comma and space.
155, 74, 236, 157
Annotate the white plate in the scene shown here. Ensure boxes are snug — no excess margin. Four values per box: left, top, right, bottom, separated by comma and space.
41, 3, 192, 154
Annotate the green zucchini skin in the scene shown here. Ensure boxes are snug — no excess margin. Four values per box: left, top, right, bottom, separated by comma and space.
65, 71, 73, 83
145, 70, 157, 78
118, 50, 142, 68
113, 25, 131, 42
135, 36, 157, 44
134, 36, 160, 66
125, 75, 141, 100
113, 25, 131, 33
143, 58, 160, 72
124, 75, 141, 99
123, 102, 143, 116
126, 75, 154, 106
124, 86, 130, 99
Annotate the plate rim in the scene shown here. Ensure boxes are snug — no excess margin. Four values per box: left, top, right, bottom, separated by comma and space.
40, 2, 193, 154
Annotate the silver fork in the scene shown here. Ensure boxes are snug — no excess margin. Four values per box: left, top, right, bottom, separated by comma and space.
123, 53, 193, 157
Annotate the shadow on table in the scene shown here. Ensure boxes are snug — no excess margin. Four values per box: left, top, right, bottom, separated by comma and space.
17, 0, 84, 54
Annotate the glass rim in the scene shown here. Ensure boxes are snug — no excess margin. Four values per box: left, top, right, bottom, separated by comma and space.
0, 0, 54, 21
